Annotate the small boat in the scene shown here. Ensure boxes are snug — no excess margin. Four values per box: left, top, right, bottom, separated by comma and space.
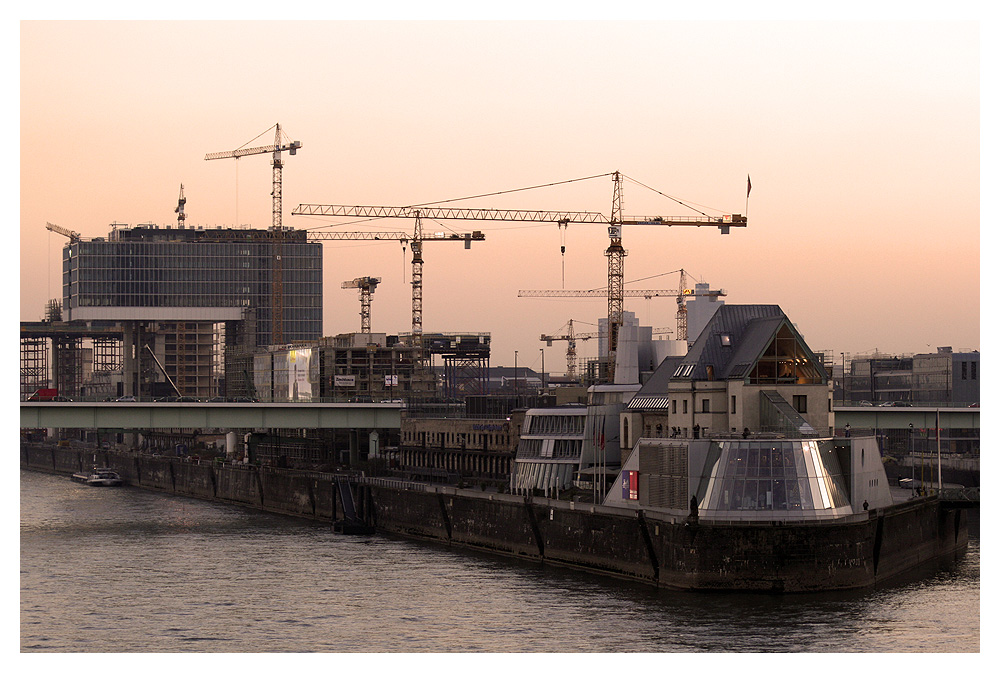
71, 466, 123, 487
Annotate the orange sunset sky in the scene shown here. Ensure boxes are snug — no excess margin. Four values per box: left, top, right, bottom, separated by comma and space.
18, 17, 982, 373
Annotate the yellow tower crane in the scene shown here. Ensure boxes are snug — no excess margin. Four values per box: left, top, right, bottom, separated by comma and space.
341, 276, 382, 334
292, 204, 603, 357
45, 221, 81, 243
295, 171, 745, 378
602, 172, 744, 380
540, 319, 674, 381
205, 123, 301, 345
520, 285, 726, 342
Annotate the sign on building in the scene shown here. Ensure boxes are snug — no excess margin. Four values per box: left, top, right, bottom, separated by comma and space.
288, 348, 312, 401
621, 470, 638, 501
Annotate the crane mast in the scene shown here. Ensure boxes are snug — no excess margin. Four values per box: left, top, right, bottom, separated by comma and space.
295, 174, 745, 379
602, 175, 743, 381
206, 123, 301, 345
605, 172, 626, 381
291, 204, 605, 356
540, 320, 591, 381
341, 276, 382, 334
520, 285, 726, 342
174, 184, 187, 227
677, 269, 688, 341
541, 319, 673, 380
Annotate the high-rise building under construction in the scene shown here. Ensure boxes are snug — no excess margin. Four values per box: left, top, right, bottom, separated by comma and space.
63, 223, 322, 344
55, 222, 323, 398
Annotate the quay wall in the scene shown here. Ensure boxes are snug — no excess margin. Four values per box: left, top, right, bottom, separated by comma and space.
21, 444, 967, 592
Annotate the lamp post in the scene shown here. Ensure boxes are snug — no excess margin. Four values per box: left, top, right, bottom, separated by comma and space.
514, 350, 518, 401
936, 407, 942, 493
841, 352, 846, 405
908, 423, 914, 497
540, 348, 545, 394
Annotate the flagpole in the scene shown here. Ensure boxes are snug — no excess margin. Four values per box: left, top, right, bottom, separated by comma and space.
745, 174, 751, 218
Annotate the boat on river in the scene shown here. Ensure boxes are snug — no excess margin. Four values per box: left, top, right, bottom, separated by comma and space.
71, 467, 123, 487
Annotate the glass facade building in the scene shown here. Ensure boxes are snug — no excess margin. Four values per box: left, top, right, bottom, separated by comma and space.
63, 224, 323, 346
698, 439, 853, 519
511, 406, 589, 495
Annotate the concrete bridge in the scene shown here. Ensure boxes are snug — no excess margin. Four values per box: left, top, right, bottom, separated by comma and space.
20, 401, 402, 430
833, 405, 979, 432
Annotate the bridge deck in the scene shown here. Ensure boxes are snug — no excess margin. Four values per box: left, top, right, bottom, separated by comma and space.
20, 402, 402, 430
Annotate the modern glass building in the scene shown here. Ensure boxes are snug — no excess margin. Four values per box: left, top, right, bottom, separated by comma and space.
63, 224, 323, 346
609, 435, 890, 521
697, 439, 853, 518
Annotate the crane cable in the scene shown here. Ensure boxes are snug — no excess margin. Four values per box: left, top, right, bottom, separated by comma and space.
622, 175, 725, 218
407, 172, 613, 208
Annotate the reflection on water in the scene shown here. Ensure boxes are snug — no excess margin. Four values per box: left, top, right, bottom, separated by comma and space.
20, 470, 979, 653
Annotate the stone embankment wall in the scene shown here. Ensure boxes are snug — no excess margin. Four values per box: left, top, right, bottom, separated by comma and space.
21, 444, 339, 522
22, 444, 967, 593
365, 483, 967, 592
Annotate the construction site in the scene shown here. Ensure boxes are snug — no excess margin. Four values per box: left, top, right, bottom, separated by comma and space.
24, 123, 743, 398
21, 123, 749, 477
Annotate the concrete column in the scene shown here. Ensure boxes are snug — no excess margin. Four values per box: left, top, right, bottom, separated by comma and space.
349, 430, 359, 465
122, 322, 139, 398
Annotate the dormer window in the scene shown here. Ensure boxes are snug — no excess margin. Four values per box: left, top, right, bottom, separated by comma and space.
747, 324, 824, 385
674, 363, 696, 378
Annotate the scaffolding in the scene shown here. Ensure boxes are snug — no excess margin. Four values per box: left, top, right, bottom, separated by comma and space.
52, 335, 83, 399
89, 337, 123, 399
20, 336, 48, 400
442, 354, 490, 398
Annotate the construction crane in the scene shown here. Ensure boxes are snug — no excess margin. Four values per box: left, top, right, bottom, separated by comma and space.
292, 205, 605, 352
174, 184, 187, 227
295, 172, 745, 376
540, 320, 592, 381
206, 123, 302, 345
520, 284, 726, 341
342, 276, 382, 334
540, 319, 673, 380
45, 221, 81, 243
602, 171, 744, 380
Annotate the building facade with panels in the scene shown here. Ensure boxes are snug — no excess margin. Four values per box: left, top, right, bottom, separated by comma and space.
62, 224, 323, 346
844, 348, 980, 407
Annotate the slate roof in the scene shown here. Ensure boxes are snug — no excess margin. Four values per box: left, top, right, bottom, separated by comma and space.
633, 354, 684, 397
679, 304, 785, 380
640, 304, 826, 385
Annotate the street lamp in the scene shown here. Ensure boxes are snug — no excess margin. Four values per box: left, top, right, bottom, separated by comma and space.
908, 423, 914, 497
841, 352, 846, 405
514, 350, 518, 399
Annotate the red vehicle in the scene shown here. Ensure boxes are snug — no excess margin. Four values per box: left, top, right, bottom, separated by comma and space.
26, 389, 71, 401
27, 388, 58, 401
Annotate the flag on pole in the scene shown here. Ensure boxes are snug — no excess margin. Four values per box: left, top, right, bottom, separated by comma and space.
747, 174, 752, 197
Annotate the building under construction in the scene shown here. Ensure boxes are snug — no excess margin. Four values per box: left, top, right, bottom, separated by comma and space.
23, 222, 323, 400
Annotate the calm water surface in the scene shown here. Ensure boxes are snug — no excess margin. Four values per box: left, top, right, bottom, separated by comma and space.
20, 470, 979, 653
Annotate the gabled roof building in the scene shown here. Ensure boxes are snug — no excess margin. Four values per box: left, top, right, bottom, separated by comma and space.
610, 305, 891, 521
622, 304, 832, 449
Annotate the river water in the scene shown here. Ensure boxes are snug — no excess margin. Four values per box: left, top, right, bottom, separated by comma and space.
20, 469, 980, 653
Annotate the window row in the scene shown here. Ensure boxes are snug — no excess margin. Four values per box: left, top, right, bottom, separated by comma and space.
703, 476, 850, 511
516, 438, 583, 459
524, 413, 586, 436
